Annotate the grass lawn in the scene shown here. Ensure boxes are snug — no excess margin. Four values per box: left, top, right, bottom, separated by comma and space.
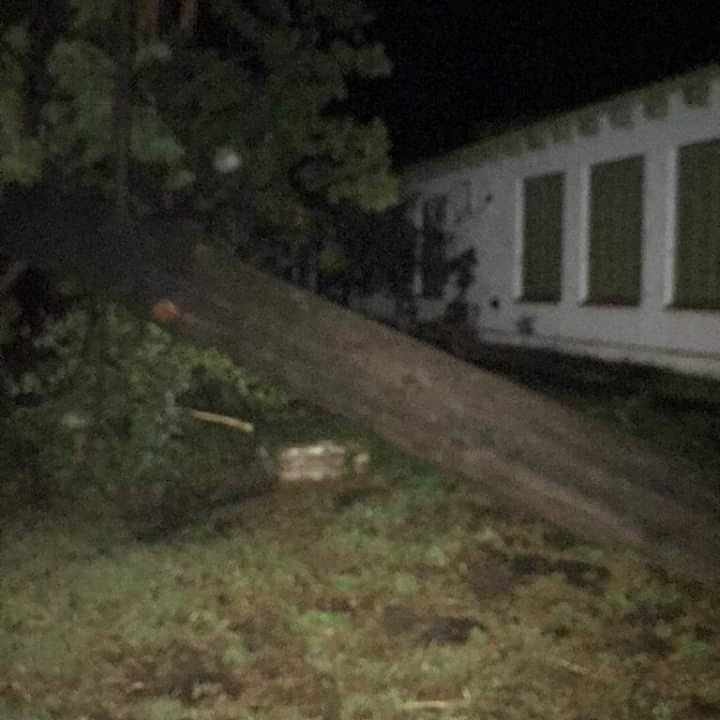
1, 404, 719, 720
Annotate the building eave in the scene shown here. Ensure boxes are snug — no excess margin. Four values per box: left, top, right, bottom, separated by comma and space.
401, 63, 720, 186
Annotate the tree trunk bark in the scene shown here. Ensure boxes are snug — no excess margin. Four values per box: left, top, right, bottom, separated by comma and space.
150, 245, 719, 580
136, 0, 160, 38
179, 0, 198, 36
112, 0, 134, 231
2, 221, 719, 580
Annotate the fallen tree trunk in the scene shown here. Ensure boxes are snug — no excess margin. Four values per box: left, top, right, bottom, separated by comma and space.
3, 213, 719, 579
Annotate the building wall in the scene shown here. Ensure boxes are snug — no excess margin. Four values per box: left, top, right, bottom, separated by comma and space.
397, 72, 720, 378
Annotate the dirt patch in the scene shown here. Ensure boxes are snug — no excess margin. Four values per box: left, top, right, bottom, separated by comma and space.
248, 653, 341, 719
462, 553, 522, 600
382, 603, 484, 645
124, 641, 243, 703
121, 625, 341, 718
417, 616, 484, 645
542, 526, 581, 550
510, 552, 610, 591
611, 629, 673, 658
381, 603, 422, 636
462, 547, 610, 601
689, 695, 720, 718
333, 483, 390, 510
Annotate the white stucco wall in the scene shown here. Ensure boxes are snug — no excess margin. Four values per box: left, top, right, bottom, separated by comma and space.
396, 69, 720, 379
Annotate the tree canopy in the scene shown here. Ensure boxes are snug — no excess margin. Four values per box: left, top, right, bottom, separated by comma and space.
0, 0, 398, 237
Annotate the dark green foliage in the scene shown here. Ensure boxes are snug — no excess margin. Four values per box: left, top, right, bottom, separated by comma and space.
2, 300, 286, 509
315, 200, 418, 305
1, 0, 403, 304
0, 0, 397, 232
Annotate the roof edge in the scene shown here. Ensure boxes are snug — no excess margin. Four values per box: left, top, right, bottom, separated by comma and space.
402, 63, 720, 184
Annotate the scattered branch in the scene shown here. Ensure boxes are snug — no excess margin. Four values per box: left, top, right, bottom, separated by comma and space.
186, 408, 255, 433
401, 689, 471, 712
546, 655, 591, 676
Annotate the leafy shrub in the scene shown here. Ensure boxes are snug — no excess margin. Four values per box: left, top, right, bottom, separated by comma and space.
4, 301, 286, 507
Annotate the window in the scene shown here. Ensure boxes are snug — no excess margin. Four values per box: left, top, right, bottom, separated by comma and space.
674, 139, 720, 308
521, 172, 564, 302
587, 155, 644, 305
421, 195, 449, 298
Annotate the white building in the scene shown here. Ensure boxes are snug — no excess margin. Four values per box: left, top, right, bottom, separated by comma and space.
359, 65, 720, 378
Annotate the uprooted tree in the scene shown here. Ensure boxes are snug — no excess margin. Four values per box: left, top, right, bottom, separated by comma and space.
4, 208, 720, 580
2, 2, 719, 579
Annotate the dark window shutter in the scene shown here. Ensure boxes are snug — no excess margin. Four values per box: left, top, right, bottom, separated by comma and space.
588, 155, 644, 305
675, 139, 720, 308
522, 173, 564, 302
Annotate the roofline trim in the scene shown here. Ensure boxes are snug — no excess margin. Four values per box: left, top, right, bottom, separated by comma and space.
402, 64, 720, 183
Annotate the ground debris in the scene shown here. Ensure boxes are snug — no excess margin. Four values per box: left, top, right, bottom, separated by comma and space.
277, 441, 370, 482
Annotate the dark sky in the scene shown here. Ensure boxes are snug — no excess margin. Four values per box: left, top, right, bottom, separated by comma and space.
351, 1, 720, 166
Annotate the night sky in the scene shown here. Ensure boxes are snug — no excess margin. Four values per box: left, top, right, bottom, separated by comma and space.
352, 1, 720, 166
